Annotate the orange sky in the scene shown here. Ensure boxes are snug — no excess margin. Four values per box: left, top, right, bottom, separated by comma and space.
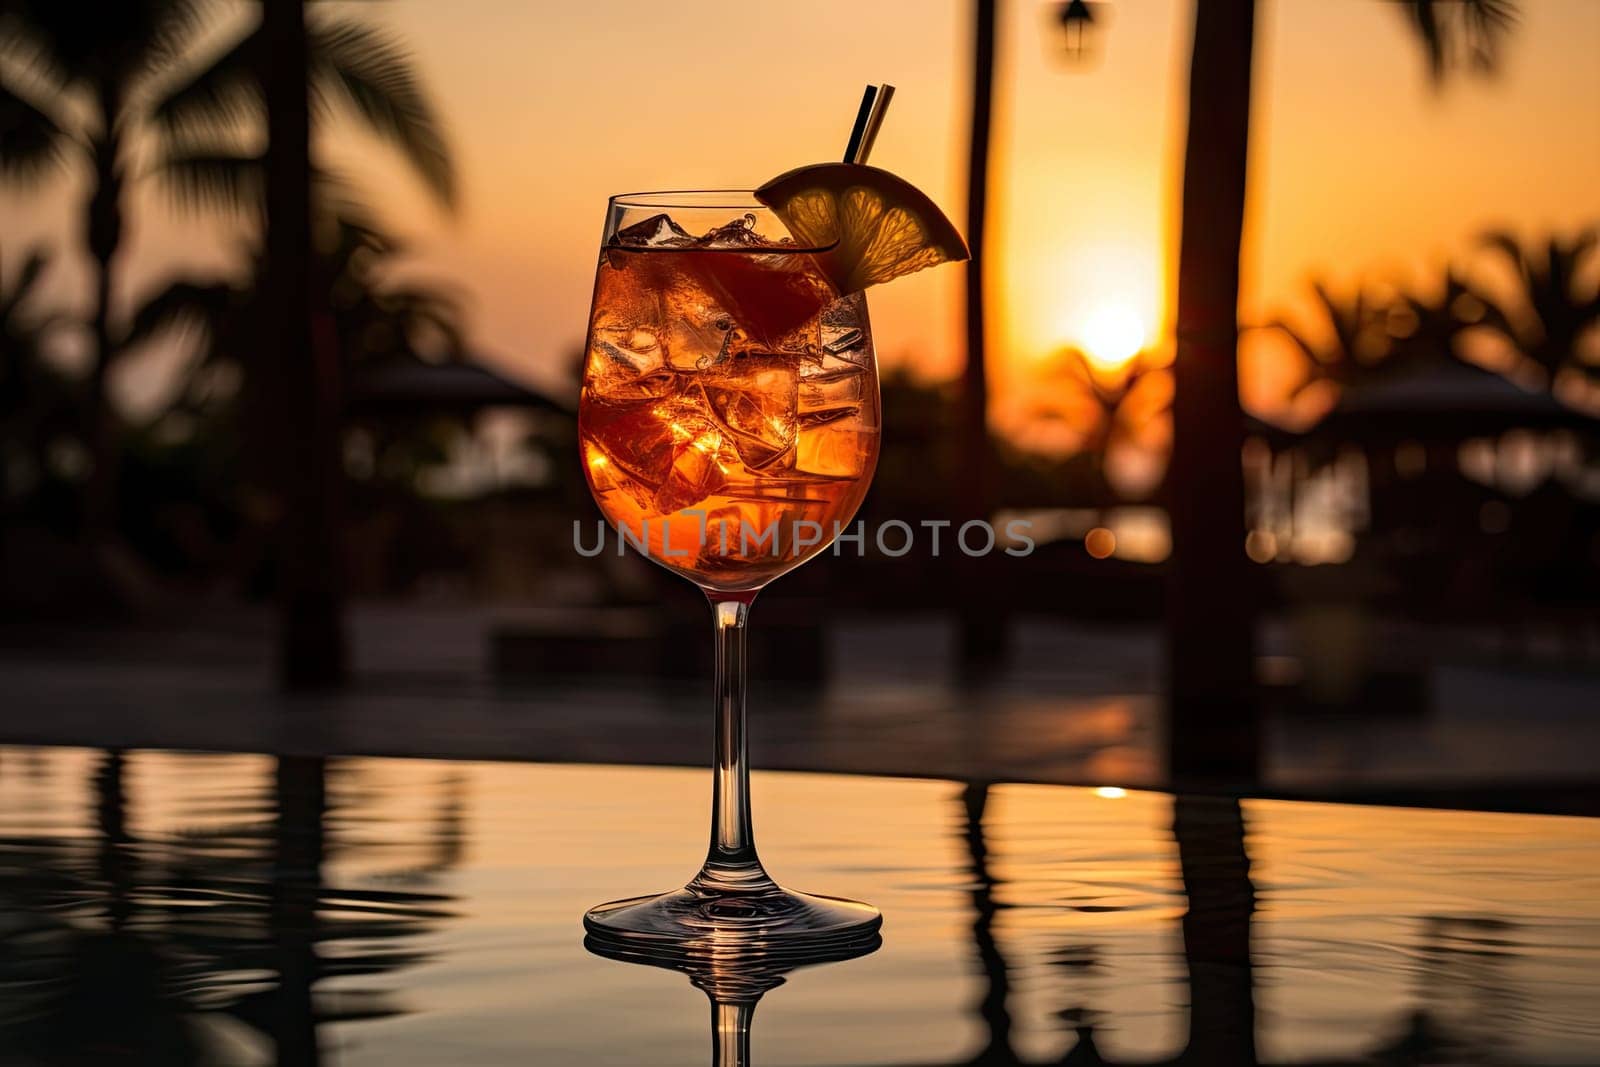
1, 0, 1597, 434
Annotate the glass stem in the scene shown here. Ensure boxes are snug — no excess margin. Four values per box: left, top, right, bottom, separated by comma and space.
695, 595, 770, 891
712, 1000, 755, 1067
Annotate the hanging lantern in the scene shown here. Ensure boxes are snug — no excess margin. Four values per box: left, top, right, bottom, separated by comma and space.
1055, 0, 1102, 62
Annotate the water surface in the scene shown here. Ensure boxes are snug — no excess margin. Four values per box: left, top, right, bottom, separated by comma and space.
0, 747, 1595, 1065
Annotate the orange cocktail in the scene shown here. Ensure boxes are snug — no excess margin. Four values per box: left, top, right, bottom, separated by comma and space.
580, 210, 880, 590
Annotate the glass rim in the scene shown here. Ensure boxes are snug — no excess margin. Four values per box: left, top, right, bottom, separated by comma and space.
605, 190, 837, 254
608, 189, 765, 210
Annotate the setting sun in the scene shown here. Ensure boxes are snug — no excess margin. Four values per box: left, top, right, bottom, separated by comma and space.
1012, 235, 1165, 389
1080, 302, 1150, 370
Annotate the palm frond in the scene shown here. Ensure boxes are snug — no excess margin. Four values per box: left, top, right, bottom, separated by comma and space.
155, 148, 263, 216
308, 18, 455, 210
1048, 347, 1098, 389
1, 0, 209, 105
146, 24, 261, 141
1460, 0, 1518, 72
1550, 230, 1596, 302
123, 279, 236, 350
307, 163, 390, 239
1480, 228, 1528, 275
385, 285, 467, 361
1399, 0, 1446, 78
0, 10, 71, 94
142, 0, 216, 77
0, 244, 51, 323
1120, 368, 1174, 425
1265, 318, 1319, 367
0, 76, 67, 183
1393, 0, 1519, 83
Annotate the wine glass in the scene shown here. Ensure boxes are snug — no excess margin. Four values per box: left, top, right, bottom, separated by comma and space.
578, 191, 881, 946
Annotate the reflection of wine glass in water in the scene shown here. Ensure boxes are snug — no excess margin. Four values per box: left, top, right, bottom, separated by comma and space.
579, 193, 882, 946
584, 932, 881, 1066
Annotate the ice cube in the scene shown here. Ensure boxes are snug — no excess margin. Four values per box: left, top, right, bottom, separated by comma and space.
584, 435, 658, 513
582, 390, 679, 490
586, 375, 732, 516
613, 212, 695, 249
658, 271, 734, 370
700, 504, 745, 560
798, 364, 864, 424
653, 424, 729, 514
667, 313, 732, 370
586, 310, 675, 404
700, 351, 799, 473
819, 295, 872, 366
795, 422, 876, 481
694, 214, 763, 248
795, 359, 873, 480
592, 322, 663, 373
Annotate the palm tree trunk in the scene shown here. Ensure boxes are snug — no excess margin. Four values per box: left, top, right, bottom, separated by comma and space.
959, 0, 1004, 671
264, 0, 345, 688
93, 748, 133, 932
1173, 795, 1257, 1065
960, 782, 1016, 1063
271, 755, 326, 1067
1167, 0, 1260, 782
83, 116, 124, 546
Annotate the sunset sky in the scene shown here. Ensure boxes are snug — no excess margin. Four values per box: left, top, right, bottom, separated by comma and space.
1, 0, 1596, 436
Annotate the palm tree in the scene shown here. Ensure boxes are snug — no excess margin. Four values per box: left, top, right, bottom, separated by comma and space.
1394, 266, 1481, 365
1167, 0, 1259, 783
959, 0, 999, 669
1166, 0, 1516, 782
1470, 229, 1600, 389
1025, 348, 1171, 509
1271, 282, 1394, 399
0, 0, 455, 547
116, 205, 469, 601
1267, 277, 1472, 403
129, 208, 468, 460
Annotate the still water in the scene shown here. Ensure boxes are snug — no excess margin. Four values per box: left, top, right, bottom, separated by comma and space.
0, 747, 1595, 1065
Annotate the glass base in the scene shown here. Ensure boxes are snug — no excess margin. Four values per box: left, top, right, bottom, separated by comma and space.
584, 879, 882, 948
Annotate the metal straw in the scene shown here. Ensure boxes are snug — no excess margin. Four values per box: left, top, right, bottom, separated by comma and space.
843, 84, 896, 164
855, 84, 894, 163
843, 86, 878, 163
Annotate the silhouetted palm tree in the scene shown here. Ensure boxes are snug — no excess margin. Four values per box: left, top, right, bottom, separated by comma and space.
1167, 0, 1517, 781
1393, 266, 1482, 364
0, 0, 455, 547
129, 209, 465, 397
1272, 283, 1394, 399
112, 207, 470, 588
1470, 228, 1600, 388
960, 0, 999, 669
1026, 348, 1171, 508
